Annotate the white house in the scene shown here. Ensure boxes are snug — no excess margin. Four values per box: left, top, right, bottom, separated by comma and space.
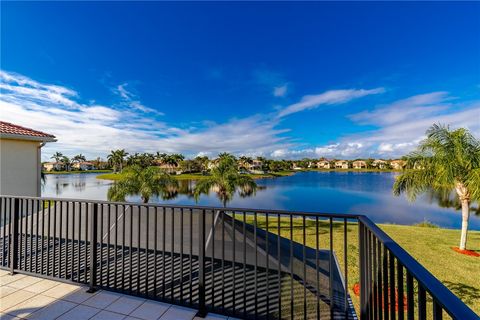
391, 159, 406, 170
335, 160, 349, 169
0, 121, 56, 196
71, 161, 97, 171
317, 160, 331, 169
372, 159, 387, 169
43, 162, 65, 172
352, 160, 367, 169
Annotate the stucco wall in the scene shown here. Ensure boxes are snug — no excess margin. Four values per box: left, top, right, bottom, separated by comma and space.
0, 138, 41, 196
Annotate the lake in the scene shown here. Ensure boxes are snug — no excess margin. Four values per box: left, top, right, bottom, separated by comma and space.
42, 171, 480, 230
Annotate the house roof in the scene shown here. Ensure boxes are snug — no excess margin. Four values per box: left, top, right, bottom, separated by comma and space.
0, 121, 56, 142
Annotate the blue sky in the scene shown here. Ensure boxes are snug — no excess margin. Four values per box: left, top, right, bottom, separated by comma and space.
1, 2, 479, 160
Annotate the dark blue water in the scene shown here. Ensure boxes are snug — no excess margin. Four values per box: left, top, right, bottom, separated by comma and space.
42, 171, 480, 230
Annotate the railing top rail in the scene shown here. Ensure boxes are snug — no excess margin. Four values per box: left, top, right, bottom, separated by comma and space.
0, 195, 361, 219
359, 216, 479, 319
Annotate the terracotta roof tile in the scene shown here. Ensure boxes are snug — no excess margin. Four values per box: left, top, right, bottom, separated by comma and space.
0, 121, 56, 139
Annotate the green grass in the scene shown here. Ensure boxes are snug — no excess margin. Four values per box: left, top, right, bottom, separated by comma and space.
245, 216, 480, 316
44, 169, 112, 175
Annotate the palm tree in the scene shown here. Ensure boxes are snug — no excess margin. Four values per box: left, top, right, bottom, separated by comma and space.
107, 149, 129, 172
107, 165, 178, 203
238, 156, 253, 170
72, 154, 86, 163
194, 155, 257, 207
51, 152, 63, 163
393, 124, 480, 250
61, 156, 72, 171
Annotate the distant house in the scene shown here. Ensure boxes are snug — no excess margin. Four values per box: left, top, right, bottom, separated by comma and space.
72, 161, 97, 171
292, 162, 303, 170
352, 160, 367, 169
335, 160, 349, 169
247, 159, 264, 174
391, 159, 406, 170
0, 121, 56, 196
43, 162, 65, 172
372, 159, 387, 169
154, 160, 181, 174
317, 160, 331, 169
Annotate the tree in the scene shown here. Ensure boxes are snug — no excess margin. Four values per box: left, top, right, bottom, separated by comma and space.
72, 154, 86, 163
61, 156, 72, 171
107, 149, 129, 172
393, 124, 480, 250
194, 155, 257, 207
107, 165, 178, 203
51, 152, 63, 163
238, 156, 253, 170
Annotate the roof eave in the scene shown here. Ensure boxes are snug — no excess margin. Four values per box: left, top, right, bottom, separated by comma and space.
0, 133, 57, 143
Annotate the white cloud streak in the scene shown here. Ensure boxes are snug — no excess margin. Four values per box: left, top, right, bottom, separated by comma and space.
277, 88, 385, 118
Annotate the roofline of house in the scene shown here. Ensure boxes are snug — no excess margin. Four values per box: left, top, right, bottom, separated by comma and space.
0, 133, 57, 142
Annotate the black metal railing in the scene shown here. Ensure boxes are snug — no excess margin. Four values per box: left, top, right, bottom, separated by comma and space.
0, 196, 477, 320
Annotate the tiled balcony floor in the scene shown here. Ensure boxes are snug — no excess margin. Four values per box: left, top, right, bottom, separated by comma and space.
0, 270, 233, 320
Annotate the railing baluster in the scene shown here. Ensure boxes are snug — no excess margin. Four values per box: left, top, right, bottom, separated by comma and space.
107, 203, 111, 287
180, 207, 183, 304
87, 202, 98, 293
254, 211, 258, 319
137, 205, 141, 296
290, 214, 293, 320
390, 250, 396, 320
383, 246, 389, 320
198, 208, 206, 317
189, 208, 193, 305
406, 271, 414, 320
210, 208, 214, 308
114, 205, 118, 289
433, 300, 443, 320
266, 212, 270, 319
397, 261, 404, 320
221, 209, 225, 313
277, 213, 281, 320
304, 215, 308, 319
243, 211, 247, 318
359, 221, 366, 319
378, 239, 383, 320
418, 284, 426, 320
145, 206, 150, 297
373, 232, 378, 320
344, 218, 348, 318
154, 207, 158, 299
10, 198, 20, 274
162, 207, 166, 299
170, 207, 174, 301
316, 217, 320, 319
232, 210, 236, 315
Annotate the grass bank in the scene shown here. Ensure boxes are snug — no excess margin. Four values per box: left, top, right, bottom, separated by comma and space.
247, 216, 480, 315
97, 170, 295, 181
44, 169, 113, 175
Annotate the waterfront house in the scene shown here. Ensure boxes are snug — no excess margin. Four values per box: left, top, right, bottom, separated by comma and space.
247, 159, 264, 174
391, 159, 406, 170
154, 160, 182, 174
72, 161, 97, 171
317, 160, 331, 169
43, 161, 65, 172
372, 159, 387, 169
0, 121, 56, 196
335, 160, 349, 169
352, 160, 367, 169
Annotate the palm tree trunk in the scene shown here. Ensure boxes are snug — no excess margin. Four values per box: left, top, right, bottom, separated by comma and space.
459, 199, 470, 250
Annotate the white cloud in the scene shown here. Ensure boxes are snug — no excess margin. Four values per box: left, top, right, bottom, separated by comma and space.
313, 93, 480, 158
277, 88, 385, 118
0, 70, 292, 160
273, 84, 288, 97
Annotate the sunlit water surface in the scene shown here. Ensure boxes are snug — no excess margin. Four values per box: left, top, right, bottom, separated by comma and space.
42, 171, 480, 230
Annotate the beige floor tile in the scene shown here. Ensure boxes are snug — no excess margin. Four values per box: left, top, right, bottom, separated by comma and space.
4, 294, 56, 318
0, 286, 17, 299
128, 300, 170, 320
0, 270, 10, 277
0, 275, 26, 286
26, 299, 77, 320
90, 310, 126, 320
43, 283, 93, 303
159, 305, 197, 320
105, 296, 146, 315
22, 279, 60, 294
0, 289, 37, 312
7, 275, 43, 290
83, 291, 121, 309
56, 304, 100, 320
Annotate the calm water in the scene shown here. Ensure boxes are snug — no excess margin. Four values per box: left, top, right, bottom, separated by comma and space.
42, 171, 480, 230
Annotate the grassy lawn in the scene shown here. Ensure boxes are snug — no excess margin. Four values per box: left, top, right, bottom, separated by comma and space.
246, 216, 480, 316
97, 170, 295, 181
44, 169, 113, 174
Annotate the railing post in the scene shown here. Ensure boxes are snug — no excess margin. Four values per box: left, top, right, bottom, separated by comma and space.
197, 209, 206, 317
87, 202, 98, 293
9, 198, 20, 275
359, 220, 367, 320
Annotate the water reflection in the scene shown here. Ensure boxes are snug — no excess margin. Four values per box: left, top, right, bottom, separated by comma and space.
42, 172, 480, 229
